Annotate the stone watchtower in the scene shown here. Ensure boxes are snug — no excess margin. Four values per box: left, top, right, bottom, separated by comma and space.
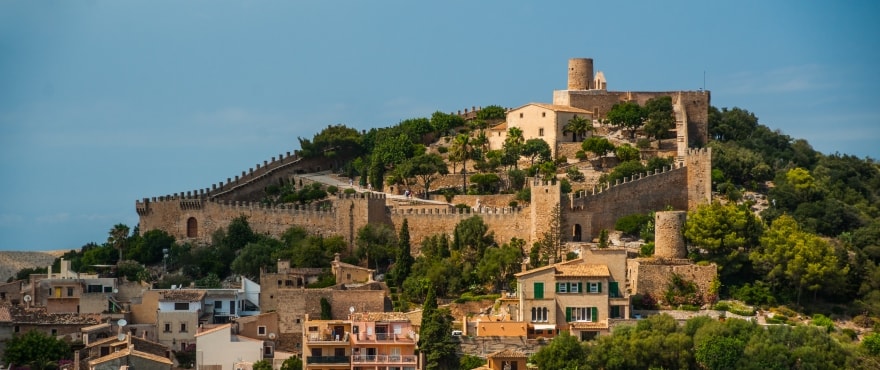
567, 58, 594, 91
653, 211, 687, 259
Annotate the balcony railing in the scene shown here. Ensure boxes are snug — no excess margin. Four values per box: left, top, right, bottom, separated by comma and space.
351, 355, 417, 364
354, 333, 414, 343
305, 355, 350, 364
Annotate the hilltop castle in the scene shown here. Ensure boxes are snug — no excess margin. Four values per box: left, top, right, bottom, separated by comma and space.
135, 58, 712, 251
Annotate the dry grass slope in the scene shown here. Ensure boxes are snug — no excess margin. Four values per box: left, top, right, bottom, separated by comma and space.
0, 251, 61, 282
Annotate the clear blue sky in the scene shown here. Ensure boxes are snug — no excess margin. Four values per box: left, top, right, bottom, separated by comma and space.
1, 1, 878, 252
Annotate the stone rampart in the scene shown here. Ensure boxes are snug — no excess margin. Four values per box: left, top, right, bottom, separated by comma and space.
627, 258, 717, 302
567, 164, 688, 240
389, 207, 530, 254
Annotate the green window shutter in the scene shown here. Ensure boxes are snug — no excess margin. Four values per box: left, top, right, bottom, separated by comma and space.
534, 282, 544, 299
609, 281, 619, 297
566, 282, 571, 292
565, 307, 572, 322
591, 307, 598, 322
578, 282, 583, 293
598, 282, 602, 293
556, 282, 560, 293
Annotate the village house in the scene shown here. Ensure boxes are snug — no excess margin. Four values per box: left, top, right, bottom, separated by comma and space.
349, 312, 419, 370
69, 332, 172, 370
194, 323, 265, 370
301, 315, 353, 370
513, 245, 629, 341
472, 349, 528, 370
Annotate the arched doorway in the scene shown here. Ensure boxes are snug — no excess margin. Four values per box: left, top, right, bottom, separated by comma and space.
572, 224, 582, 242
186, 217, 198, 238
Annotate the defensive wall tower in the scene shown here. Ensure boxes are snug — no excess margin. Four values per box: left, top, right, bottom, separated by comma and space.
530, 178, 563, 242
567, 58, 594, 91
653, 211, 688, 259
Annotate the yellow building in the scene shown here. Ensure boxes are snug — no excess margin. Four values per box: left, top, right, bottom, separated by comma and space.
302, 316, 353, 370
514, 247, 629, 341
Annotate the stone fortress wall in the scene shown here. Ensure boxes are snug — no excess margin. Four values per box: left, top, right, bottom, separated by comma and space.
135, 57, 713, 255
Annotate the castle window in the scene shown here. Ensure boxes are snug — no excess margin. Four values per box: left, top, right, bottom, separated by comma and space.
186, 217, 198, 238
180, 323, 187, 333
542, 112, 546, 118
538, 128, 544, 136
519, 113, 523, 118
572, 224, 582, 242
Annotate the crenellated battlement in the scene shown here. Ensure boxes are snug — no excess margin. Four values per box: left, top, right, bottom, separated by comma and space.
135, 58, 713, 252
570, 163, 686, 204
389, 206, 522, 216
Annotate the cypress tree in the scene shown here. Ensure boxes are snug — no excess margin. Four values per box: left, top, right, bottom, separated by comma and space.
391, 219, 414, 288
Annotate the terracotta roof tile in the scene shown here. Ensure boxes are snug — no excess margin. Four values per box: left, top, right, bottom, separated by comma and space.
569, 321, 609, 330
555, 264, 610, 277
349, 312, 412, 322
158, 289, 206, 302
489, 348, 527, 359
0, 306, 11, 322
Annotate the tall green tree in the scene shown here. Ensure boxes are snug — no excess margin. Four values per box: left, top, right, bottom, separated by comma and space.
562, 114, 594, 142
225, 216, 257, 252
643, 96, 675, 145
390, 219, 414, 289
684, 201, 763, 279
355, 224, 398, 271
108, 223, 130, 263
751, 214, 848, 304
530, 332, 589, 370
3, 330, 70, 370
398, 153, 449, 199
605, 100, 645, 139
502, 127, 525, 169
521, 138, 551, 167
448, 133, 472, 192
476, 238, 524, 291
581, 136, 615, 168
418, 285, 458, 370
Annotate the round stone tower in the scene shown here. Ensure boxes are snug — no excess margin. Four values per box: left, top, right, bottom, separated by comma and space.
567, 58, 594, 90
654, 211, 687, 258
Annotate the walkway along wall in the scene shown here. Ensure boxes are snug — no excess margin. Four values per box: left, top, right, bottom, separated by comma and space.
136, 150, 710, 254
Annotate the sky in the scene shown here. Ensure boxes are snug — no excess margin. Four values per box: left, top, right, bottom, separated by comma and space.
1, 1, 878, 252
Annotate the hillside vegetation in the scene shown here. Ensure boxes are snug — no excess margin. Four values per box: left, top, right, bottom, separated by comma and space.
23, 102, 880, 366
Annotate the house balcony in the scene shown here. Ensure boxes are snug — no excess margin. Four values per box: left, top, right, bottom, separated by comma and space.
305, 355, 350, 365
306, 332, 350, 344
351, 355, 417, 365
351, 333, 415, 344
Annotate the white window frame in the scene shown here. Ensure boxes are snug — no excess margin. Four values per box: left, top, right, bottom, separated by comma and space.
570, 282, 579, 293
589, 282, 599, 293
571, 307, 594, 322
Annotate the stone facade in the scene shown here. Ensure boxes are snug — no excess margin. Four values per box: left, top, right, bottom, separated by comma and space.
654, 211, 687, 259
627, 258, 717, 302
266, 286, 385, 352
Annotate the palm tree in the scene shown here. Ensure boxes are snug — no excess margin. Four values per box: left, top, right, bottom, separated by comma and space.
449, 133, 472, 192
563, 114, 595, 142
502, 127, 525, 169
108, 223, 130, 263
